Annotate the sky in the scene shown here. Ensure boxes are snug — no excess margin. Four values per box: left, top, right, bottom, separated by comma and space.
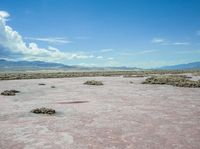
0, 0, 200, 68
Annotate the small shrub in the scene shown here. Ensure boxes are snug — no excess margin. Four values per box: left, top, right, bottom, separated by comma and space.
51, 86, 55, 88
10, 89, 20, 93
84, 80, 103, 85
31, 107, 56, 115
1, 90, 20, 96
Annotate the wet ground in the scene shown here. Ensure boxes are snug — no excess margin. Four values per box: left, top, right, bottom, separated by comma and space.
0, 76, 200, 149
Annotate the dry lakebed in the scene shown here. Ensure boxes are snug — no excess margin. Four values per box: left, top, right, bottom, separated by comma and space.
0, 75, 200, 149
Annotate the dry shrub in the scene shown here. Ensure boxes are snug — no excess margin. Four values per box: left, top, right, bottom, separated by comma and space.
31, 107, 56, 115
142, 76, 200, 88
1, 90, 20, 96
84, 80, 103, 85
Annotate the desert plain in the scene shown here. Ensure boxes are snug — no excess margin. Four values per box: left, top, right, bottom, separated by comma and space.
0, 73, 200, 149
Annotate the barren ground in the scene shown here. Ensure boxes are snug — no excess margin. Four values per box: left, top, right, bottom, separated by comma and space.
0, 76, 200, 149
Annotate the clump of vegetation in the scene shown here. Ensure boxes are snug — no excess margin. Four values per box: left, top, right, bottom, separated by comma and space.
84, 80, 103, 85
0, 70, 199, 81
51, 86, 55, 88
1, 90, 20, 96
31, 107, 56, 115
167, 75, 192, 79
142, 75, 200, 88
130, 81, 134, 84
38, 83, 46, 85
123, 75, 147, 78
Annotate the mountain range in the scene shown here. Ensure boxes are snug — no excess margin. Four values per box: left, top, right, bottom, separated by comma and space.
0, 59, 139, 71
158, 62, 200, 70
0, 59, 200, 71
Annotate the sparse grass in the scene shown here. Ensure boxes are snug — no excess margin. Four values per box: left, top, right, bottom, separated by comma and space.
0, 70, 199, 81
84, 80, 103, 85
123, 75, 147, 78
31, 107, 56, 115
142, 75, 200, 88
1, 90, 20, 96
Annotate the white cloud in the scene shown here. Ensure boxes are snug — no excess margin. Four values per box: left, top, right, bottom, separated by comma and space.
173, 42, 189, 45
0, 11, 10, 18
0, 11, 97, 62
138, 49, 157, 54
100, 49, 114, 52
119, 49, 157, 56
96, 56, 103, 59
25, 37, 71, 44
151, 38, 166, 44
151, 37, 189, 46
107, 57, 114, 60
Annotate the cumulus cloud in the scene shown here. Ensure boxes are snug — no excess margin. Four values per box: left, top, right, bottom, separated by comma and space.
0, 11, 9, 18
0, 11, 95, 62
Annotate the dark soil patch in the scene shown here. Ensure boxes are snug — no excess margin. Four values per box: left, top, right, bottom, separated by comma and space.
38, 83, 46, 85
57, 101, 89, 104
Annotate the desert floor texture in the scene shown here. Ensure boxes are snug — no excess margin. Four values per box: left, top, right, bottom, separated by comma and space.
0, 76, 200, 149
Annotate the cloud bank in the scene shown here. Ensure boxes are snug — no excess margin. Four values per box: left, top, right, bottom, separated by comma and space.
0, 11, 94, 62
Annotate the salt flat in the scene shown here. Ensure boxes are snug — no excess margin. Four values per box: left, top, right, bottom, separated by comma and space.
0, 76, 200, 149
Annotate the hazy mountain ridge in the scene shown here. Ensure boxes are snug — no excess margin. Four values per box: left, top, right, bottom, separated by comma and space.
159, 62, 200, 70
0, 59, 139, 71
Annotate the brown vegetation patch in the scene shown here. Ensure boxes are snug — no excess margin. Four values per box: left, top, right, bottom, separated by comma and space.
142, 75, 200, 88
1, 70, 199, 81
31, 107, 56, 115
84, 80, 103, 85
123, 75, 147, 78
1, 90, 20, 96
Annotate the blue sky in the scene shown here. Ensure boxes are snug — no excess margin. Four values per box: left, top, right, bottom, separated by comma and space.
0, 0, 200, 68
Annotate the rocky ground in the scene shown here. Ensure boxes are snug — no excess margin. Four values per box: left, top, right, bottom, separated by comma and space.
0, 76, 200, 149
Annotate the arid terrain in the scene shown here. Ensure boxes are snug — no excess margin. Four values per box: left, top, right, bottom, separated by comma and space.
0, 73, 200, 149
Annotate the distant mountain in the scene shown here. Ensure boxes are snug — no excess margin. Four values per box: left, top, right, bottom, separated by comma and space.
0, 59, 140, 71
159, 62, 200, 70
0, 59, 73, 70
